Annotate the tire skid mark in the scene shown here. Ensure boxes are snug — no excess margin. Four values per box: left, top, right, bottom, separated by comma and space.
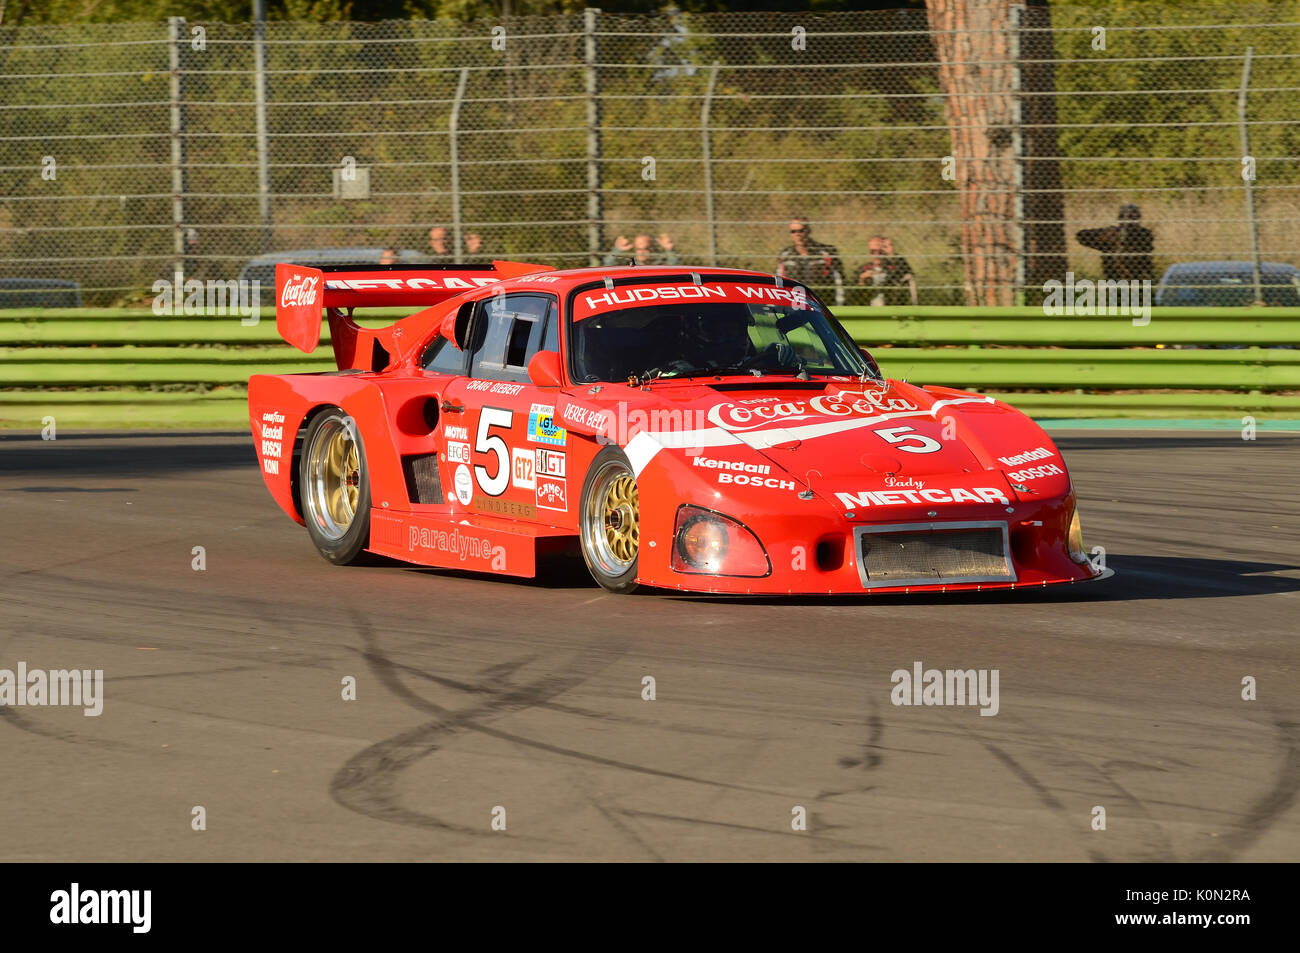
0, 706, 139, 753
1202, 718, 1300, 860
1024, 740, 1177, 862
348, 645, 767, 740
819, 702, 886, 801
585, 788, 666, 862
981, 741, 1109, 863
332, 610, 779, 839
618, 808, 886, 851
809, 701, 886, 855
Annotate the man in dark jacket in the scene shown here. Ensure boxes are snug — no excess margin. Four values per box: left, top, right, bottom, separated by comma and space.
857, 235, 918, 306
1076, 204, 1155, 283
777, 217, 845, 306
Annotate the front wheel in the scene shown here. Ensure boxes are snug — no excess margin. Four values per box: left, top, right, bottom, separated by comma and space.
299, 407, 372, 565
579, 446, 640, 594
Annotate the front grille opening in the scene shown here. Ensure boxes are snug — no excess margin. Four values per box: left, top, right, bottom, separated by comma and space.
860, 526, 1011, 585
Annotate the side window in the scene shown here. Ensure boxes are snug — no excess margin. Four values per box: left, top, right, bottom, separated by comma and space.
423, 337, 467, 375
423, 301, 474, 375
469, 293, 555, 382
542, 309, 559, 354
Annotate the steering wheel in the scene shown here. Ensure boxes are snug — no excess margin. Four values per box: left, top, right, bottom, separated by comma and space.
736, 341, 795, 370
640, 359, 695, 381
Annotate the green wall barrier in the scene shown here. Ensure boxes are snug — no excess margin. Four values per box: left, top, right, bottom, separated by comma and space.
1, 306, 1297, 428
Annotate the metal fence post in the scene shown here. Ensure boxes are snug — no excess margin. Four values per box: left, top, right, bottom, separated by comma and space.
167, 17, 188, 282
584, 8, 603, 266
701, 63, 720, 267
1010, 4, 1026, 306
1238, 46, 1263, 304
449, 67, 470, 265
253, 0, 272, 255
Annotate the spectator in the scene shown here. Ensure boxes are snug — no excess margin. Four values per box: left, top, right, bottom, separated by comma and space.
777, 217, 845, 306
604, 232, 679, 266
428, 226, 451, 259
378, 247, 400, 264
1076, 204, 1155, 283
464, 231, 484, 262
428, 226, 485, 262
857, 235, 918, 306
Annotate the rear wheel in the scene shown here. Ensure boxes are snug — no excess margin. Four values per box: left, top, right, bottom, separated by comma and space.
300, 408, 372, 565
579, 447, 640, 594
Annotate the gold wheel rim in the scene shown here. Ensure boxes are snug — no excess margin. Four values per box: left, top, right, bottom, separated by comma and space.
602, 474, 640, 564
306, 415, 362, 540
323, 428, 361, 528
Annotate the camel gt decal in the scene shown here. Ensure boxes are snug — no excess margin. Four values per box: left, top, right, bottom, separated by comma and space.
536, 476, 567, 512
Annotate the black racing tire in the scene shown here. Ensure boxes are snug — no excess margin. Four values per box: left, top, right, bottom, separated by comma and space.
578, 445, 641, 594
298, 407, 372, 565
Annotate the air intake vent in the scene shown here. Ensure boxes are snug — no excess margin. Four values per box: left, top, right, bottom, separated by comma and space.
855, 522, 1014, 588
402, 453, 443, 504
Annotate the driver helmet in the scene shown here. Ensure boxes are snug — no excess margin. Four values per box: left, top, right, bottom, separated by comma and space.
682, 308, 751, 364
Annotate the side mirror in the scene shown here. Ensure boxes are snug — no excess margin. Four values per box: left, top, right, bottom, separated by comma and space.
439, 301, 474, 350
527, 349, 562, 388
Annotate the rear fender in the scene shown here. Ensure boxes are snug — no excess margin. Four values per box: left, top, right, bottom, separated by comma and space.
248, 374, 405, 523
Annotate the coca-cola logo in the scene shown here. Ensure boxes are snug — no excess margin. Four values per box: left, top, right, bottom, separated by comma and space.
280, 274, 319, 308
706, 390, 919, 433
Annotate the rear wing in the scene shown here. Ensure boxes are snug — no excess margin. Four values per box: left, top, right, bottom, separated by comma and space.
274, 260, 553, 356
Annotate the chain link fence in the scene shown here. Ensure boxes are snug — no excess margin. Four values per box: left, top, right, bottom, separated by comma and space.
2, 5, 1299, 305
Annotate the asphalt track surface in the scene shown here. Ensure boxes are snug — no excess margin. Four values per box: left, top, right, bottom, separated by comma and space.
1, 429, 1297, 862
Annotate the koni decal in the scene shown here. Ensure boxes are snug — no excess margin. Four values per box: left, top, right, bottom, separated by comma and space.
259, 410, 285, 474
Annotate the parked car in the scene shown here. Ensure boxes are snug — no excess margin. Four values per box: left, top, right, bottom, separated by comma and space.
0, 277, 82, 308
1155, 260, 1300, 307
238, 248, 427, 290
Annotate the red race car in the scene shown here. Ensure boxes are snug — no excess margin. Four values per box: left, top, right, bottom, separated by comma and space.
249, 260, 1109, 594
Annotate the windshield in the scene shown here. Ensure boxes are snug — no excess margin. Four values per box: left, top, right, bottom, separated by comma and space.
569, 301, 870, 383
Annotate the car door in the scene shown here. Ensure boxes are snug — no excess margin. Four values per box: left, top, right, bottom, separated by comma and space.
440, 292, 564, 522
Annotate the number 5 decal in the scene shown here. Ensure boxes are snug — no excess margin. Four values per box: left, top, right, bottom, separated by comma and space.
475, 407, 513, 495
874, 425, 941, 454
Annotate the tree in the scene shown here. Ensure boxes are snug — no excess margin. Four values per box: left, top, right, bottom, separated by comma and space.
925, 0, 1064, 305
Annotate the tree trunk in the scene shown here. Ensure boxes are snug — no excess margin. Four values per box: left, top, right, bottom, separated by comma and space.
926, 0, 1022, 306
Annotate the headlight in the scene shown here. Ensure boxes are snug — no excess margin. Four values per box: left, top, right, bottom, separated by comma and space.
672, 505, 770, 577
678, 514, 730, 571
1068, 506, 1089, 564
